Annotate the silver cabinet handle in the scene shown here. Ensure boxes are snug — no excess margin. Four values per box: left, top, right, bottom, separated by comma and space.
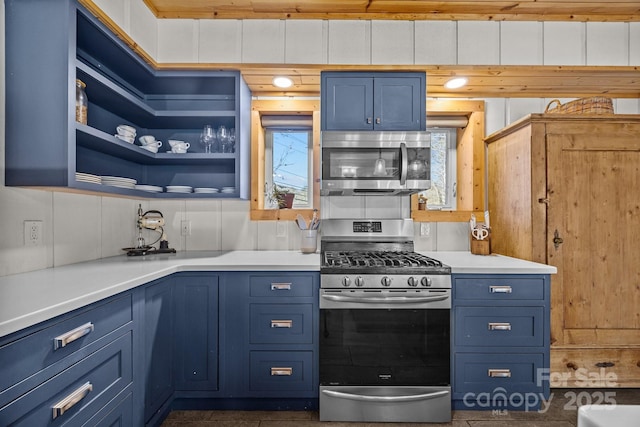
52, 381, 93, 419
375, 117, 381, 124
366, 117, 372, 124
271, 367, 293, 376
488, 322, 512, 331
54, 322, 94, 350
399, 142, 408, 185
271, 320, 293, 328
488, 369, 512, 378
489, 285, 512, 294
322, 389, 449, 403
271, 282, 292, 291
322, 294, 448, 304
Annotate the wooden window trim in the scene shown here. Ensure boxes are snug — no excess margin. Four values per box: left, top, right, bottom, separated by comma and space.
411, 100, 486, 222
250, 99, 321, 220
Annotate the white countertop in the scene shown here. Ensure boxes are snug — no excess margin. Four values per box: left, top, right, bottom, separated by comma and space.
0, 250, 555, 338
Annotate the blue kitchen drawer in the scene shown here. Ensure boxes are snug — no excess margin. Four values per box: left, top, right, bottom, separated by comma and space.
0, 331, 133, 427
249, 351, 314, 392
250, 303, 313, 344
0, 293, 132, 406
455, 306, 543, 347
249, 274, 315, 298
85, 390, 133, 427
454, 352, 544, 396
454, 276, 545, 301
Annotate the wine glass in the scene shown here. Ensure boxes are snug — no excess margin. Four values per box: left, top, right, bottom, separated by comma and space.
227, 128, 236, 153
217, 125, 228, 153
200, 125, 215, 153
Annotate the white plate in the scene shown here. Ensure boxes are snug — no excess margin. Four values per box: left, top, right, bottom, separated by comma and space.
221, 187, 235, 193
194, 187, 219, 193
101, 176, 137, 185
135, 184, 163, 193
166, 185, 192, 191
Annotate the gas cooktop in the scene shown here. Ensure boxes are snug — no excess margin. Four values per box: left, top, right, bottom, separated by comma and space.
321, 250, 451, 275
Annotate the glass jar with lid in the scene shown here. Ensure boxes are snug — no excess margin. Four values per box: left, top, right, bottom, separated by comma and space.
75, 79, 88, 124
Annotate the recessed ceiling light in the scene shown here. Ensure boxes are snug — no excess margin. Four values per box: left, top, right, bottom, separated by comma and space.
273, 76, 293, 88
444, 77, 468, 89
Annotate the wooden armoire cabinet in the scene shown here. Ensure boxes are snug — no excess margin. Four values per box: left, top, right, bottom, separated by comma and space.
485, 114, 640, 387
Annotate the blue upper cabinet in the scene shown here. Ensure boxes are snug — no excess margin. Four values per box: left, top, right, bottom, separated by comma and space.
321, 72, 426, 131
5, 0, 250, 198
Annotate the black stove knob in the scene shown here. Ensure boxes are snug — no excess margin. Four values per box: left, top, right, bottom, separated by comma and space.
355, 276, 365, 287
381, 276, 392, 287
342, 276, 351, 287
407, 277, 418, 287
421, 277, 432, 287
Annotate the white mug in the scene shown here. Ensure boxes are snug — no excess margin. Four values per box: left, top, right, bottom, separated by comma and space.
168, 140, 190, 149
116, 125, 136, 137
139, 135, 161, 147
141, 144, 158, 153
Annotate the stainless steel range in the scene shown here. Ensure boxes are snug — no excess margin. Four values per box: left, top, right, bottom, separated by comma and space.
319, 219, 452, 423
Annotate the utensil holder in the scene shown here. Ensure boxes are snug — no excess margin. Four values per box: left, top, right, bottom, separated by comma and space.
300, 229, 318, 254
470, 232, 491, 255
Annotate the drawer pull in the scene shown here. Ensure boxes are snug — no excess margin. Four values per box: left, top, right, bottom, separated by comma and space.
53, 322, 94, 350
489, 285, 512, 294
488, 369, 511, 378
488, 322, 512, 331
52, 381, 93, 419
271, 319, 293, 328
271, 367, 293, 376
271, 282, 292, 291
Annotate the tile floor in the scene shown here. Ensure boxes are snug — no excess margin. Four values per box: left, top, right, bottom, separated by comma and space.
161, 388, 640, 426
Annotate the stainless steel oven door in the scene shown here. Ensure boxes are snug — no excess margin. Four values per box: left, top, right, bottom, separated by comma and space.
320, 131, 430, 195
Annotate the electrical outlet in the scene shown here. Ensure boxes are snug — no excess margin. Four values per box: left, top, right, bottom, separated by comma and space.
24, 220, 43, 246
276, 221, 287, 238
181, 220, 191, 236
420, 223, 430, 237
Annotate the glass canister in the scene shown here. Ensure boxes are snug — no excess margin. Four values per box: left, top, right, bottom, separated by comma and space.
75, 79, 88, 124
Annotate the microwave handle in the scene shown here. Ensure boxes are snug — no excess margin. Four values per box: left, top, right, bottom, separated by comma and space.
399, 142, 408, 185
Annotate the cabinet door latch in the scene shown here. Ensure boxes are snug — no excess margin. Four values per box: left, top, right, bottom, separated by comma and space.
553, 229, 564, 250
538, 198, 550, 205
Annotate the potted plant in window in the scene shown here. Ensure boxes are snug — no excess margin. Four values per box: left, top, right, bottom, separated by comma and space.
272, 184, 295, 209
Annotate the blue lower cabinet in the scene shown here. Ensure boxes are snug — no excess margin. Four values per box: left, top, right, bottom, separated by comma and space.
249, 303, 313, 344
0, 332, 132, 426
174, 274, 219, 391
249, 351, 314, 392
86, 390, 133, 427
451, 274, 551, 411
143, 278, 174, 423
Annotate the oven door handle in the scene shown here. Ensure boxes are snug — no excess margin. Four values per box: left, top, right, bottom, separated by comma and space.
321, 389, 449, 403
399, 142, 408, 185
321, 294, 449, 304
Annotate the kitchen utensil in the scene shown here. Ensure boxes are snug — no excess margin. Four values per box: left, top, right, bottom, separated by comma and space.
373, 149, 387, 176
471, 227, 489, 241
296, 214, 308, 230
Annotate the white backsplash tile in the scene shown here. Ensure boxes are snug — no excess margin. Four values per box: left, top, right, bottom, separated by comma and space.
92, 0, 126, 29
328, 21, 371, 64
322, 196, 366, 219
157, 19, 198, 63
363, 196, 410, 218
101, 197, 140, 257
616, 99, 640, 114
435, 222, 470, 251
53, 192, 102, 266
586, 22, 629, 66
543, 22, 585, 65
285, 20, 327, 64
631, 23, 640, 66
414, 21, 457, 65
484, 98, 507, 135
219, 199, 257, 250
199, 20, 243, 63
241, 20, 286, 63
371, 21, 414, 65
129, 0, 158, 59
508, 98, 545, 123
500, 21, 543, 65
185, 200, 222, 251
257, 220, 289, 250
457, 21, 500, 65
413, 222, 437, 252
147, 199, 186, 251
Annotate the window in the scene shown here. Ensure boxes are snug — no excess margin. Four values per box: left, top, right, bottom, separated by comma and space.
411, 100, 486, 222
250, 99, 320, 220
422, 128, 457, 210
264, 127, 313, 209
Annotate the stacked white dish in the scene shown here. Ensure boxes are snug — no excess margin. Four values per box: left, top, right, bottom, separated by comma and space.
194, 187, 219, 194
134, 184, 163, 193
221, 187, 236, 194
166, 185, 192, 193
115, 124, 136, 144
101, 176, 137, 189
75, 172, 101, 184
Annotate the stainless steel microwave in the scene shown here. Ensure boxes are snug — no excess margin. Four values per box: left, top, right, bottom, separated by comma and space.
321, 131, 431, 196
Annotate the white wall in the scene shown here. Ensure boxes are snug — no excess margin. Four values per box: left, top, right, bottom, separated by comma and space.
1, 0, 639, 276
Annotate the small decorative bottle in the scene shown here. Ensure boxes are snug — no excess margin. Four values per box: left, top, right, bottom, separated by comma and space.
75, 79, 88, 124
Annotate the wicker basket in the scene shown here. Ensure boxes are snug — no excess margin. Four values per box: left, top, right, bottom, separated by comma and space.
545, 97, 614, 114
